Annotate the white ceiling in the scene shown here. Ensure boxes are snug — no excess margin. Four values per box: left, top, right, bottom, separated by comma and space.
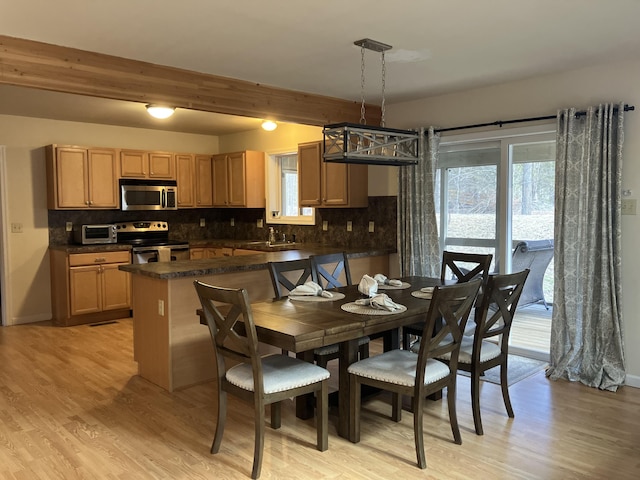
2, 0, 640, 135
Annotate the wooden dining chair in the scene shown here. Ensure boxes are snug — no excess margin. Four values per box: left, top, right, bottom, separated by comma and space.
267, 258, 316, 299
437, 269, 530, 435
307, 253, 370, 367
402, 251, 493, 349
194, 280, 329, 479
309, 251, 352, 289
347, 279, 481, 469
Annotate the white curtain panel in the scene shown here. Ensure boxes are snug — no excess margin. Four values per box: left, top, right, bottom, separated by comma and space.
548, 103, 626, 391
397, 127, 441, 277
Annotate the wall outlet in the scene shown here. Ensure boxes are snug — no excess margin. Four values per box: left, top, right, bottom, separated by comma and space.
230, 218, 235, 226
322, 220, 328, 231
11, 223, 23, 233
66, 222, 73, 232
346, 221, 353, 232
158, 299, 165, 316
257, 218, 264, 228
199, 218, 206, 227
368, 221, 375, 233
622, 198, 637, 215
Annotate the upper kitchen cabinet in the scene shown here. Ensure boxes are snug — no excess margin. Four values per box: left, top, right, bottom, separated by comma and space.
120, 149, 175, 179
46, 144, 119, 210
298, 141, 368, 208
195, 154, 214, 207
212, 151, 265, 207
176, 153, 195, 208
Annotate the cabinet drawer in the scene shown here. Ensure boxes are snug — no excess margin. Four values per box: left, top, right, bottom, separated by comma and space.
69, 251, 131, 266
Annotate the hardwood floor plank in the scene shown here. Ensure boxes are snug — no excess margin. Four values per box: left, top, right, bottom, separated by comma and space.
1, 319, 639, 479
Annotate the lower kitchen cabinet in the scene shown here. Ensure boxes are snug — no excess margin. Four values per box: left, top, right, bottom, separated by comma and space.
50, 249, 132, 326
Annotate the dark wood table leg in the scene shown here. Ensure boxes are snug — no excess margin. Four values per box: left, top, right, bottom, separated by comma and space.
382, 328, 400, 352
338, 338, 359, 440
295, 350, 316, 419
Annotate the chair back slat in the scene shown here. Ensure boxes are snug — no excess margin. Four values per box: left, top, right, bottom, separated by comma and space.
267, 259, 315, 299
194, 281, 263, 382
413, 279, 481, 385
474, 269, 530, 349
310, 252, 352, 289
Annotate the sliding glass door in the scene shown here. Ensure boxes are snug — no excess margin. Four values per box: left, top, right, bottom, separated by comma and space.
436, 126, 556, 358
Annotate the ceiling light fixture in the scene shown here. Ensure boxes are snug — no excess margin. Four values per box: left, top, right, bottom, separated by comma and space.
145, 104, 175, 119
261, 120, 278, 131
323, 39, 419, 166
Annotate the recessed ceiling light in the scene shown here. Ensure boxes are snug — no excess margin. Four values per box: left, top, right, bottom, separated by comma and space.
146, 104, 175, 119
261, 120, 277, 131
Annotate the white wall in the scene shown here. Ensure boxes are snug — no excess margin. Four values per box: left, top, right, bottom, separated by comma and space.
384, 57, 640, 384
0, 115, 219, 325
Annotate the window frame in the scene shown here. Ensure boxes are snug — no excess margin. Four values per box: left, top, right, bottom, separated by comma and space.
265, 149, 315, 226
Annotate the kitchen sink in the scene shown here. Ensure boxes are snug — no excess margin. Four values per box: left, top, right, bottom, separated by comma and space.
244, 240, 297, 249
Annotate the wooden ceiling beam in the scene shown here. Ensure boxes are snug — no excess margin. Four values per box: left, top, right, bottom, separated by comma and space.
0, 35, 382, 127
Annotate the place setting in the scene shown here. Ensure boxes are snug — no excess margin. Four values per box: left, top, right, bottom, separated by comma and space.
372, 273, 411, 290
341, 274, 407, 315
288, 281, 345, 302
411, 285, 435, 300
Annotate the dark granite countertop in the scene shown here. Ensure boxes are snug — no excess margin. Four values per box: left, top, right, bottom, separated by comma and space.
48, 244, 132, 254
119, 245, 391, 280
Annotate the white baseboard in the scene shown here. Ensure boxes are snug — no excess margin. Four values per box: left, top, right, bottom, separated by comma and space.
625, 373, 640, 389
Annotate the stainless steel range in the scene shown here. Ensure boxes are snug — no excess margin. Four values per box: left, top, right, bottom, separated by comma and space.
116, 221, 189, 264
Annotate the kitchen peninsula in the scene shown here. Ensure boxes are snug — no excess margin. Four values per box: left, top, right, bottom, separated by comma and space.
120, 246, 391, 391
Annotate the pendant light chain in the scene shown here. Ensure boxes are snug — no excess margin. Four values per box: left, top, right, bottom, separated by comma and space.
381, 50, 386, 128
360, 44, 366, 125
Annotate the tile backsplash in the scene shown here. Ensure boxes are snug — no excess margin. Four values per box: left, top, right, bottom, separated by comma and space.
48, 196, 397, 250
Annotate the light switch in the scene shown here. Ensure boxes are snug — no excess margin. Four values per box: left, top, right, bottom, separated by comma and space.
11, 223, 23, 233
368, 221, 375, 233
257, 219, 264, 228
66, 222, 73, 232
230, 218, 235, 226
322, 220, 328, 231
346, 221, 353, 232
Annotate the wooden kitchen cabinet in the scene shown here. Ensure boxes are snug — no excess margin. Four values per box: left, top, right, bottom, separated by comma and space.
120, 149, 175, 179
212, 150, 265, 207
46, 145, 119, 209
195, 154, 214, 207
50, 249, 132, 326
298, 140, 368, 208
176, 153, 196, 208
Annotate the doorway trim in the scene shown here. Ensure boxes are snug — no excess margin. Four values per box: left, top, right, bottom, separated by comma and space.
0, 146, 10, 326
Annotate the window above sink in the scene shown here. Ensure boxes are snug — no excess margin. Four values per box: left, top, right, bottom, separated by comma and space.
265, 150, 315, 226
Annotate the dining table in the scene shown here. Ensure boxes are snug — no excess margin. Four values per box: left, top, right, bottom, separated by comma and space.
246, 275, 442, 442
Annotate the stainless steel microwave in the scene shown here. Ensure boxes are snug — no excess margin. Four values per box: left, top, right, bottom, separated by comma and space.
120, 179, 178, 211
73, 224, 117, 245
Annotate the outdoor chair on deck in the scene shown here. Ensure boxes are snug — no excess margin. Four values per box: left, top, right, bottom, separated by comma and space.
511, 239, 553, 309
347, 280, 481, 469
268, 257, 369, 367
434, 269, 529, 435
402, 251, 493, 349
194, 280, 329, 479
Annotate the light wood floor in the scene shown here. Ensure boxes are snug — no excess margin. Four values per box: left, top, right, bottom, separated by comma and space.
1, 319, 639, 480
510, 303, 552, 356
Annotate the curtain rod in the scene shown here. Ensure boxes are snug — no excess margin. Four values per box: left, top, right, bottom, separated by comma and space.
433, 104, 635, 134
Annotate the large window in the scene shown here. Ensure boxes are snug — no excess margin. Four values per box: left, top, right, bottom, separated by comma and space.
266, 151, 314, 225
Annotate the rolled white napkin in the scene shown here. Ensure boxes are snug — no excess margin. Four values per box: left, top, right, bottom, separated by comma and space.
290, 281, 334, 298
420, 286, 435, 293
355, 293, 400, 311
358, 274, 378, 297
373, 273, 403, 287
